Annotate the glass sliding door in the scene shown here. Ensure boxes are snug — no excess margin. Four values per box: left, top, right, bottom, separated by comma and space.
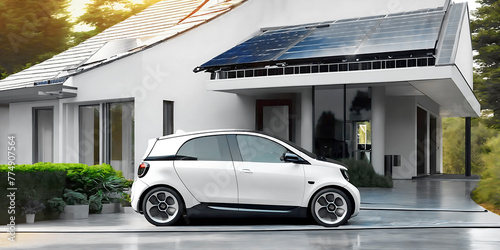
33, 108, 54, 163
314, 87, 346, 159
79, 105, 100, 166
107, 102, 134, 179
314, 86, 371, 161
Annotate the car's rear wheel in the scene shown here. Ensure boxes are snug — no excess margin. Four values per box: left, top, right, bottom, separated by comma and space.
310, 188, 352, 227
142, 187, 184, 226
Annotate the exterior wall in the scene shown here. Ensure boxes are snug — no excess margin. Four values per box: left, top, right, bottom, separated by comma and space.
385, 96, 417, 179
8, 100, 60, 165
0, 105, 9, 164
253, 0, 446, 28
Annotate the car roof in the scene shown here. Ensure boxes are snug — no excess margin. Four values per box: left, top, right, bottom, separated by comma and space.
156, 129, 257, 140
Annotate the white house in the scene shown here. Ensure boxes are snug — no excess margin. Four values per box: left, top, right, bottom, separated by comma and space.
0, 0, 479, 179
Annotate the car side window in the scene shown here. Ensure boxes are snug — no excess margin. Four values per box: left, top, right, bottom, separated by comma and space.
236, 135, 287, 163
177, 135, 232, 161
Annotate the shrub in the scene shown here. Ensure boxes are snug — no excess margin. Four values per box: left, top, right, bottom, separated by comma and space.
472, 135, 500, 210
47, 197, 66, 215
0, 170, 66, 224
63, 189, 89, 205
89, 191, 103, 213
340, 158, 393, 188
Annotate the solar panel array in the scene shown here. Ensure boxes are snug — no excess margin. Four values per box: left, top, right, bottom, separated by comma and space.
200, 8, 445, 69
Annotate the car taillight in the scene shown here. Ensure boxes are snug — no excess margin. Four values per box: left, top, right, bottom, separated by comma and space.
138, 162, 150, 178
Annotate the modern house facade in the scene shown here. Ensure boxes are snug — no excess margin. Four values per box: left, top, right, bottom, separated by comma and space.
0, 0, 479, 179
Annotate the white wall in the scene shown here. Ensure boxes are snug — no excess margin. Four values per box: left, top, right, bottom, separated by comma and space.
254, 0, 447, 28
0, 105, 9, 164
8, 100, 60, 164
385, 96, 417, 179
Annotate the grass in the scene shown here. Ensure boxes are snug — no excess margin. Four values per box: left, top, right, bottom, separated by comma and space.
478, 203, 500, 216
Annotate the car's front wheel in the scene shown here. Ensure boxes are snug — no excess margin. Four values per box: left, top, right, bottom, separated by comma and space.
310, 188, 352, 227
142, 187, 184, 226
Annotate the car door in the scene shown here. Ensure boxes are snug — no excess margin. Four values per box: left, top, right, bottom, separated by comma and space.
173, 135, 238, 204
232, 134, 305, 206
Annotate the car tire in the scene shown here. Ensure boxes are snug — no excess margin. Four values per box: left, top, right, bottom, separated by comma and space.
310, 188, 352, 227
142, 187, 184, 226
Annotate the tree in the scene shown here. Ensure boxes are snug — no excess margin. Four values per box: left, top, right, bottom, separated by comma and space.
0, 0, 73, 79
471, 0, 500, 128
73, 0, 162, 44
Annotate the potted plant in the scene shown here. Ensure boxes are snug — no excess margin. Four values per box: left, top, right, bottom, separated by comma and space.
47, 197, 66, 217
99, 176, 131, 213
60, 189, 89, 219
22, 200, 45, 224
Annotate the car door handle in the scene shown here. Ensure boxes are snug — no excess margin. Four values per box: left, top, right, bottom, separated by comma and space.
241, 169, 253, 174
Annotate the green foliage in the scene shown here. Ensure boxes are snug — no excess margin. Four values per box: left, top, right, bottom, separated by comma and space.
0, 170, 66, 223
89, 191, 103, 213
63, 189, 89, 205
47, 197, 66, 215
22, 200, 45, 215
0, 163, 132, 218
442, 117, 497, 174
472, 135, 500, 210
0, 0, 73, 79
340, 158, 393, 188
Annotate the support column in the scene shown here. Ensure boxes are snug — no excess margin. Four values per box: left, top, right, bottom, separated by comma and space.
371, 86, 385, 175
465, 117, 471, 176
300, 87, 314, 152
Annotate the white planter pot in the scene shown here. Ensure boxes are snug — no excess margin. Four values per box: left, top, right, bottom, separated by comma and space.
59, 205, 89, 220
26, 214, 35, 224
101, 203, 123, 214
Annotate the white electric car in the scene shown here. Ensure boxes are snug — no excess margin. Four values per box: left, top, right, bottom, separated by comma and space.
131, 130, 360, 227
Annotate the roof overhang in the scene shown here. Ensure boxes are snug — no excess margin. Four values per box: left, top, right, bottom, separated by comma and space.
207, 65, 480, 117
0, 84, 77, 104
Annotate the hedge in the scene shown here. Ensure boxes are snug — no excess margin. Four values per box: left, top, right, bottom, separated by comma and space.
340, 158, 393, 188
0, 163, 129, 224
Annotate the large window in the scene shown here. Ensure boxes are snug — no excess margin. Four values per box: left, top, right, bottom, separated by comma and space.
79, 105, 100, 166
33, 108, 54, 163
78, 101, 135, 179
314, 86, 371, 161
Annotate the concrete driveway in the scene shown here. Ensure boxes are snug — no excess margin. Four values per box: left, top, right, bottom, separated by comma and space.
3, 177, 500, 249
14, 177, 500, 232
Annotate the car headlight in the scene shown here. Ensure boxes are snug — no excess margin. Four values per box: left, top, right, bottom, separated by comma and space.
341, 169, 349, 182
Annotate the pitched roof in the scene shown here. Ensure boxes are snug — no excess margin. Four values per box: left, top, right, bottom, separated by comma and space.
0, 0, 244, 91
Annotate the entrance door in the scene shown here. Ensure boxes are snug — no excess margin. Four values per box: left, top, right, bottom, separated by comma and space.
417, 107, 427, 175
256, 100, 292, 141
430, 116, 437, 174
33, 108, 54, 163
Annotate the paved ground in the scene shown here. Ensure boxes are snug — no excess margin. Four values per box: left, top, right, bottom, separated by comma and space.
2, 177, 500, 249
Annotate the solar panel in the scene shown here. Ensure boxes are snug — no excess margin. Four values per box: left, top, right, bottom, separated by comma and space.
277, 19, 380, 60
436, 3, 466, 65
198, 8, 447, 70
199, 28, 311, 68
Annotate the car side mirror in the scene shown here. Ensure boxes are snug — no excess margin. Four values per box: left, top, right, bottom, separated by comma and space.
283, 152, 307, 164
